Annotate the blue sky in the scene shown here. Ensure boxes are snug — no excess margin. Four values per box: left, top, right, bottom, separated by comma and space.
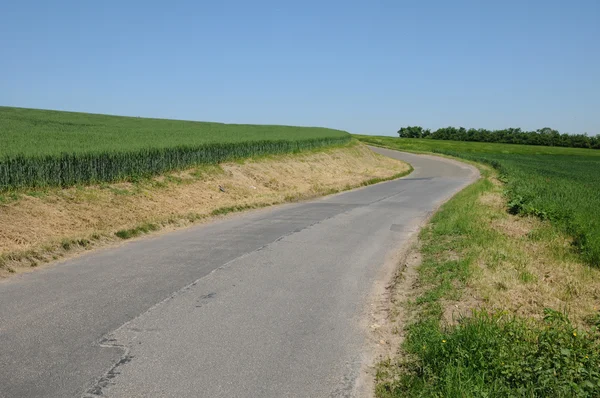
1, 0, 598, 135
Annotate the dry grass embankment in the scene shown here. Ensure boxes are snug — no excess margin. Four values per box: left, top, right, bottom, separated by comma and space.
0, 144, 409, 278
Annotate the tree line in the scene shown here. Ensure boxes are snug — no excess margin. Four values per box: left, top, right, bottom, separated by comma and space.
397, 126, 600, 149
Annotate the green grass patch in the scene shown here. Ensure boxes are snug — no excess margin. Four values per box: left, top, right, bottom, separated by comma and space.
115, 223, 160, 239
0, 106, 350, 190
361, 167, 414, 187
210, 204, 264, 216
382, 310, 600, 397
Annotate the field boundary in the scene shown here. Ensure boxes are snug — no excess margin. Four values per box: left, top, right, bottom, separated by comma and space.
0, 106, 352, 190
0, 136, 351, 190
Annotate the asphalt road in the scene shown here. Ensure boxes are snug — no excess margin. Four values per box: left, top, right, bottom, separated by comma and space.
0, 147, 478, 398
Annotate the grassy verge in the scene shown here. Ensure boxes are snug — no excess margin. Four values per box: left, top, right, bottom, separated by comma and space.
356, 135, 600, 267
0, 144, 411, 277
365, 144, 600, 396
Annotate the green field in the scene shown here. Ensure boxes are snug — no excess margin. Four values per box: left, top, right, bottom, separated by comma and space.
355, 135, 600, 267
0, 107, 350, 189
363, 136, 600, 396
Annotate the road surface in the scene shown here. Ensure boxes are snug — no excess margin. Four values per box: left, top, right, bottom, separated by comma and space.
0, 148, 478, 398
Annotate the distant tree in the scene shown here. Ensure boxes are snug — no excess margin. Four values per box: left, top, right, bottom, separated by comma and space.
409, 125, 599, 150
537, 127, 560, 146
398, 126, 425, 138
571, 133, 591, 148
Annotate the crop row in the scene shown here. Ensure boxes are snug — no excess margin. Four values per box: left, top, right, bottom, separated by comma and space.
0, 136, 350, 190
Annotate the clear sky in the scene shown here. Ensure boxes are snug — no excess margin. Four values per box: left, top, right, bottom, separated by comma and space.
1, 0, 598, 135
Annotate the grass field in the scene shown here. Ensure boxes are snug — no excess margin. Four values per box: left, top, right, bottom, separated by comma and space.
357, 135, 600, 396
356, 135, 600, 267
0, 107, 350, 189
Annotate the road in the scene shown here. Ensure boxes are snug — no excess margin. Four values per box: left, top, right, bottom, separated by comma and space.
0, 147, 478, 398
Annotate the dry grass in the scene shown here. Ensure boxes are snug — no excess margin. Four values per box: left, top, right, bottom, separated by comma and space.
0, 144, 408, 278
461, 185, 600, 328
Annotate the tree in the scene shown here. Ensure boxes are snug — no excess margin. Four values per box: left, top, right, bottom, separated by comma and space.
403, 124, 599, 150
398, 126, 424, 138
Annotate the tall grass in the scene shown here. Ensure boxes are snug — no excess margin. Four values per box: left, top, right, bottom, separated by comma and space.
0, 107, 350, 189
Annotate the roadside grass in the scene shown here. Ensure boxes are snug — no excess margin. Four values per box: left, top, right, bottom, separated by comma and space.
355, 135, 600, 268
373, 163, 600, 397
0, 144, 412, 277
115, 223, 160, 239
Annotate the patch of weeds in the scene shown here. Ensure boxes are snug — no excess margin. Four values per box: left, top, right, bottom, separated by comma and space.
284, 193, 302, 202
60, 238, 92, 250
486, 248, 508, 270
151, 180, 169, 189
165, 175, 183, 184
361, 168, 414, 187
109, 187, 133, 196
115, 229, 134, 239
563, 280, 581, 300
379, 310, 600, 397
507, 195, 526, 215
519, 270, 536, 283
3, 192, 21, 202
190, 165, 224, 179
61, 239, 73, 250
185, 212, 205, 222
115, 223, 159, 239
128, 175, 143, 184
584, 313, 600, 328
322, 188, 340, 196
26, 190, 48, 199
211, 205, 256, 216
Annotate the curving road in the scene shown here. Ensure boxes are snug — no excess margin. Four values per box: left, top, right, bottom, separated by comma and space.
0, 148, 478, 398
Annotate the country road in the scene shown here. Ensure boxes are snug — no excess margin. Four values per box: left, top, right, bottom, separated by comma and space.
0, 147, 478, 398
